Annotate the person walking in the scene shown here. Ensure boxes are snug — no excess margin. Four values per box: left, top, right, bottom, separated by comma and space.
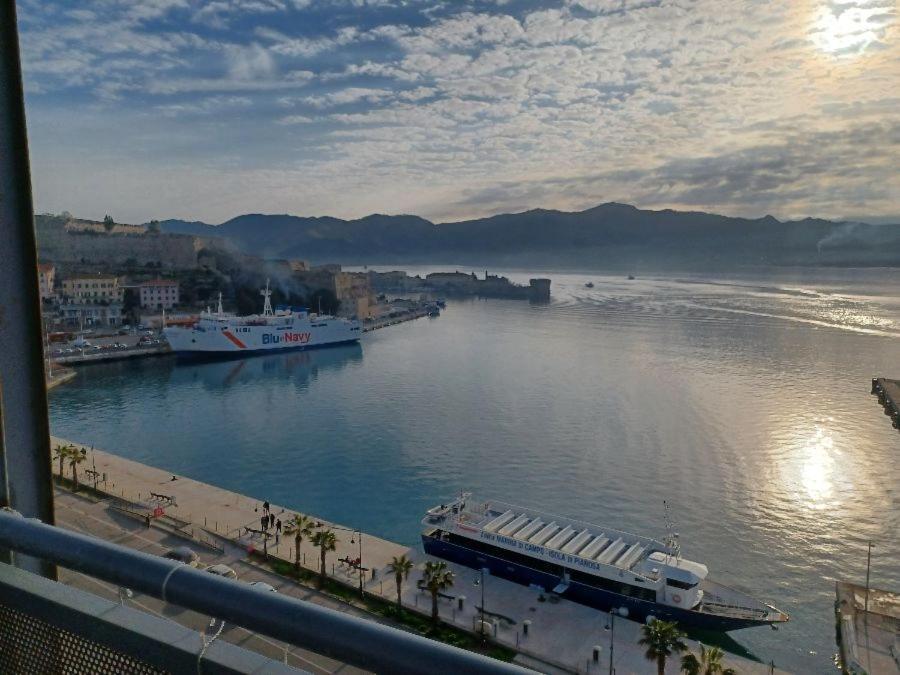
276, 519, 282, 534
263, 500, 270, 515
269, 512, 276, 529
260, 514, 268, 531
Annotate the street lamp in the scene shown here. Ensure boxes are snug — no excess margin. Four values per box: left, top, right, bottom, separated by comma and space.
865, 541, 874, 617
320, 521, 365, 598
604, 607, 627, 675
473, 563, 487, 641
350, 530, 363, 598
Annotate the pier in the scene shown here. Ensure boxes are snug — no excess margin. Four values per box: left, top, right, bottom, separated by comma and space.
835, 581, 900, 674
871, 378, 900, 432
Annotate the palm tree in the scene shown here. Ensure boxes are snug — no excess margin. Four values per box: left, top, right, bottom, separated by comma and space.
639, 619, 687, 675
422, 561, 454, 629
387, 554, 413, 611
288, 514, 316, 572
53, 444, 72, 478
681, 644, 736, 675
310, 529, 337, 588
68, 447, 87, 491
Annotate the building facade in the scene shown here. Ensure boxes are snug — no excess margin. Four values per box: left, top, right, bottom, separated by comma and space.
61, 275, 123, 304
58, 303, 123, 327
37, 263, 55, 300
139, 279, 179, 310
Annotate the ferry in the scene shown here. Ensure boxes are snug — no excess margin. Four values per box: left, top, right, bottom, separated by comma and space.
163, 282, 361, 356
422, 494, 789, 632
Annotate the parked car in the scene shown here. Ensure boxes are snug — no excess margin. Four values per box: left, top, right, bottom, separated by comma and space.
205, 564, 237, 580
248, 581, 277, 593
163, 546, 200, 567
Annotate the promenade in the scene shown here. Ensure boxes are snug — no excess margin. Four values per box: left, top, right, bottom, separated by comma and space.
52, 436, 789, 674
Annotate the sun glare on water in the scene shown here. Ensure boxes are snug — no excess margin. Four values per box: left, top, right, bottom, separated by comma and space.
811, 1, 896, 57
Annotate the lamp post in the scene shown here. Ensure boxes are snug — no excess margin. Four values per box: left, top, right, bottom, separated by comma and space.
473, 563, 487, 641
320, 521, 365, 598
605, 608, 618, 675
864, 541, 874, 617
350, 529, 363, 598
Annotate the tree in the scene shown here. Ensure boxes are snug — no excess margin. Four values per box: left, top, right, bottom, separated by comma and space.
387, 554, 413, 611
422, 561, 454, 628
310, 529, 337, 588
147, 220, 161, 234
288, 514, 316, 572
68, 446, 87, 491
639, 619, 687, 675
681, 645, 735, 675
53, 443, 72, 478
103, 215, 115, 232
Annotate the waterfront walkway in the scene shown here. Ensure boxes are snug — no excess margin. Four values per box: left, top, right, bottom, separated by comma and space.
52, 437, 410, 588
52, 436, 789, 674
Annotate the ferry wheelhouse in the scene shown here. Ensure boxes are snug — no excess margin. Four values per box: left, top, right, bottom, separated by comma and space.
422, 495, 788, 631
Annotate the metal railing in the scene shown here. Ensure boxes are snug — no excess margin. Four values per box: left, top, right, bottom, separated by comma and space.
0, 509, 529, 675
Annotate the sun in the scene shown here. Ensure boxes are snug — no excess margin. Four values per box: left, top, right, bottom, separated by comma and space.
811, 1, 895, 57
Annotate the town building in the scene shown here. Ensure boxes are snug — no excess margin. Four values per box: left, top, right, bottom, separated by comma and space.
139, 279, 179, 310
61, 275, 123, 304
58, 303, 123, 327
334, 272, 374, 319
37, 263, 55, 300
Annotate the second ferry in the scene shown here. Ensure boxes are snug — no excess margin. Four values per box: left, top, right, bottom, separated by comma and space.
164, 281, 361, 356
422, 494, 789, 632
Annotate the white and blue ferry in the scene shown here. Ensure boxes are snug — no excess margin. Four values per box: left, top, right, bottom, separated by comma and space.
164, 282, 360, 357
422, 494, 788, 632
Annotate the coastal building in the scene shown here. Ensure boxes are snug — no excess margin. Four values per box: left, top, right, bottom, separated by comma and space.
334, 272, 374, 319
58, 303, 123, 327
139, 279, 179, 310
61, 275, 123, 304
37, 263, 55, 300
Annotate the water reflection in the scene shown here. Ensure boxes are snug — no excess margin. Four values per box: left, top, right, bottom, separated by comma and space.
798, 425, 837, 508
166, 343, 364, 391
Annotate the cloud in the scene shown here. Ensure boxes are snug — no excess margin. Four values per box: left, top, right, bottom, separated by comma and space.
17, 0, 900, 224
226, 43, 276, 80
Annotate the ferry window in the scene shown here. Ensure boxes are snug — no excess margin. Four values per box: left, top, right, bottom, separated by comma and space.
666, 578, 696, 590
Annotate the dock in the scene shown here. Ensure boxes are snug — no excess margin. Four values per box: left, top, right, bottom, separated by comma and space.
51, 436, 788, 674
835, 581, 900, 674
871, 378, 900, 433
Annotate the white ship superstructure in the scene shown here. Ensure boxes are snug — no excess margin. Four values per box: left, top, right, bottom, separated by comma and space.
164, 282, 361, 356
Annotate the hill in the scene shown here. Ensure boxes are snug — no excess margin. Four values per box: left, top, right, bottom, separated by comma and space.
158, 203, 900, 268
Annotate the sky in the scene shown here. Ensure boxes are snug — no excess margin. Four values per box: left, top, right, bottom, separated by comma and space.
17, 0, 900, 225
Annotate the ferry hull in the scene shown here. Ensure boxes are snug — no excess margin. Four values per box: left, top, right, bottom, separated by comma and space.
422, 534, 773, 632
169, 338, 360, 361
164, 318, 360, 358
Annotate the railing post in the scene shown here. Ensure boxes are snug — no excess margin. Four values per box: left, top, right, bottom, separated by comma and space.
0, 0, 56, 579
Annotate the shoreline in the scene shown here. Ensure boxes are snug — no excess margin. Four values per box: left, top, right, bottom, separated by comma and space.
51, 436, 789, 674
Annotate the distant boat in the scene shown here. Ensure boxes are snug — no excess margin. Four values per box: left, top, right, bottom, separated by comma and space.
585, 282, 594, 288
627, 275, 635, 280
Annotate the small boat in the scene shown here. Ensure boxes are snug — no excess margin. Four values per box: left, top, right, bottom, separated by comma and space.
627, 275, 635, 280
585, 282, 594, 288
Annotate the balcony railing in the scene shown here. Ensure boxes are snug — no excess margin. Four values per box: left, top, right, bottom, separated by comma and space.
0, 509, 528, 675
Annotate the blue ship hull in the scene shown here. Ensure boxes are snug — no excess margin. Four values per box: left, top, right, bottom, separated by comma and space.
422, 534, 771, 632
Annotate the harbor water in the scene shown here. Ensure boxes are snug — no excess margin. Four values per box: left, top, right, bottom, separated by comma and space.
49, 268, 900, 672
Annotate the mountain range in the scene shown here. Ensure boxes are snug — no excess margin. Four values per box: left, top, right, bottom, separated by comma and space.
159, 203, 900, 269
